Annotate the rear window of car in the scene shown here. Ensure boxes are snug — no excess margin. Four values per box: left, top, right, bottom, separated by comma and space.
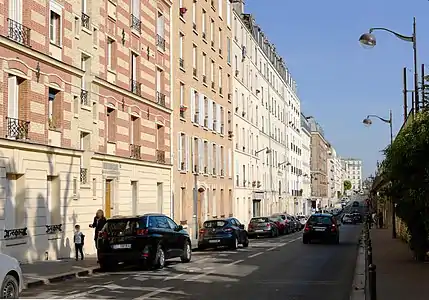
203, 220, 227, 228
269, 217, 280, 222
105, 217, 147, 235
251, 217, 269, 223
272, 214, 286, 220
308, 216, 332, 225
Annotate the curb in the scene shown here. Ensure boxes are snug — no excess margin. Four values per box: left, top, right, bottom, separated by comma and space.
24, 267, 101, 289
350, 231, 366, 300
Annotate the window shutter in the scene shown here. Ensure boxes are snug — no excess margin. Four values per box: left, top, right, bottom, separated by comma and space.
218, 0, 222, 17
216, 104, 221, 132
190, 137, 195, 171
190, 88, 195, 122
224, 148, 227, 176
226, 1, 231, 26
198, 139, 203, 173
178, 133, 182, 170
185, 135, 189, 171
208, 143, 212, 174
235, 158, 239, 184
228, 149, 232, 177
208, 100, 213, 130
199, 93, 205, 125
157, 15, 164, 37
133, 0, 140, 18
217, 145, 221, 175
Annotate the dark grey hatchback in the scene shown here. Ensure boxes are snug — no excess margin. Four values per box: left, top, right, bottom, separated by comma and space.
302, 213, 340, 244
198, 218, 249, 250
97, 213, 191, 270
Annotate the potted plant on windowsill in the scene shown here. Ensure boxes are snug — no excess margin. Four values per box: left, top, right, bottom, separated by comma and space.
180, 105, 187, 112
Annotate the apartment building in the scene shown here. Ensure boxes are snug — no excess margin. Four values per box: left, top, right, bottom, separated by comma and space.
309, 118, 329, 208
300, 114, 311, 214
327, 147, 343, 203
171, 0, 233, 241
341, 158, 363, 192
0, 0, 172, 262
231, 2, 300, 224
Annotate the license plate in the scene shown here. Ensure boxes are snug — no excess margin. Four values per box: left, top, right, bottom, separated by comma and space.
315, 227, 325, 232
209, 239, 220, 243
112, 244, 131, 249
256, 230, 264, 233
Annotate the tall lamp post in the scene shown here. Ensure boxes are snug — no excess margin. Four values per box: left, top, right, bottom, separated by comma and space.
359, 18, 418, 113
362, 110, 396, 239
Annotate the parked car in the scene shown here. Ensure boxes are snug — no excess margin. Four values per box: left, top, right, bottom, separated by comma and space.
0, 253, 23, 298
351, 212, 363, 223
297, 215, 308, 228
270, 214, 288, 234
292, 216, 303, 231
97, 214, 192, 270
248, 217, 279, 238
341, 213, 354, 224
198, 218, 249, 250
352, 201, 360, 207
272, 213, 293, 233
303, 213, 340, 244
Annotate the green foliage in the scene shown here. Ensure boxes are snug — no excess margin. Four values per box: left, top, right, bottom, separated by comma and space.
343, 180, 352, 191
383, 111, 429, 261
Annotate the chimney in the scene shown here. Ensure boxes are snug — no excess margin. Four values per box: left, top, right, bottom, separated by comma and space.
231, 0, 245, 15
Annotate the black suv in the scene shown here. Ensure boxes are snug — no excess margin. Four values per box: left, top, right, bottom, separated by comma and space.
303, 213, 340, 244
97, 213, 191, 270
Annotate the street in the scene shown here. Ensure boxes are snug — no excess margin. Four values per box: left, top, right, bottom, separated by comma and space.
21, 224, 361, 300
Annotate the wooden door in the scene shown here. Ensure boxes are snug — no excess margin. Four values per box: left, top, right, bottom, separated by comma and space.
105, 180, 112, 218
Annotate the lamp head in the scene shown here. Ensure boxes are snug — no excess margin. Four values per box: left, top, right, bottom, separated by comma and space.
363, 118, 372, 127
359, 32, 376, 49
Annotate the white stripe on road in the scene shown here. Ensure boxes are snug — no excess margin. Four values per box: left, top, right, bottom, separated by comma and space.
132, 287, 173, 299
248, 252, 264, 258
185, 259, 244, 281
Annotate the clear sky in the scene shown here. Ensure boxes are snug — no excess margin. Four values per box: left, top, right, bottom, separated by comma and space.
245, 0, 428, 178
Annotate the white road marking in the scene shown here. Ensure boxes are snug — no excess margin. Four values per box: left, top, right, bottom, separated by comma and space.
59, 287, 105, 298
163, 273, 183, 281
132, 287, 173, 299
185, 259, 244, 281
248, 252, 264, 258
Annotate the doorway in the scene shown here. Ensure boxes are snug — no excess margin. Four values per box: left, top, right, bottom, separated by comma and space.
197, 188, 204, 230
105, 179, 113, 218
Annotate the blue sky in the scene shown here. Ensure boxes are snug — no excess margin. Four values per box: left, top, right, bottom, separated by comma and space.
245, 0, 429, 177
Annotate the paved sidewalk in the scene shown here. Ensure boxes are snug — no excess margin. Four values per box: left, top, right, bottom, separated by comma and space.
371, 228, 429, 300
21, 256, 100, 289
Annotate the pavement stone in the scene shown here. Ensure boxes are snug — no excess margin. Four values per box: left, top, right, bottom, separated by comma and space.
372, 228, 429, 300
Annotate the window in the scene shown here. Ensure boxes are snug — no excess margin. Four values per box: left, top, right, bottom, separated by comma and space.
226, 0, 231, 26
131, 52, 137, 81
226, 37, 231, 64
106, 107, 116, 142
202, 10, 206, 34
178, 133, 186, 170
210, 19, 214, 42
156, 124, 165, 150
210, 60, 214, 83
157, 11, 164, 38
218, 28, 222, 53
179, 33, 184, 60
218, 0, 222, 17
192, 0, 196, 25
50, 10, 61, 45
192, 44, 197, 69
107, 38, 114, 69
218, 67, 222, 89
130, 116, 140, 145
48, 88, 60, 129
202, 53, 207, 76
131, 0, 140, 17
179, 82, 184, 105
156, 68, 162, 93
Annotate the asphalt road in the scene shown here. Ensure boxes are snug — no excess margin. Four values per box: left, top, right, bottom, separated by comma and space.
21, 225, 362, 300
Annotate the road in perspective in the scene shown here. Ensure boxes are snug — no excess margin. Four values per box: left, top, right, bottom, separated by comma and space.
21, 222, 362, 300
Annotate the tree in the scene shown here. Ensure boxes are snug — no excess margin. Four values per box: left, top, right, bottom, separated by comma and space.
383, 111, 429, 261
343, 180, 352, 191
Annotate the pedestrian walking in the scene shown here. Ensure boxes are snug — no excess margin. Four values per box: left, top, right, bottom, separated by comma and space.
89, 209, 107, 261
74, 225, 85, 261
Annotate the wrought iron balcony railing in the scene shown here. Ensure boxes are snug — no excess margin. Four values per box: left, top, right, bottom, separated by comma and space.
4, 227, 27, 239
156, 149, 166, 164
46, 224, 62, 234
156, 34, 165, 51
156, 92, 166, 107
130, 79, 142, 96
81, 89, 89, 105
7, 18, 31, 47
6, 117, 29, 140
130, 14, 142, 33
80, 168, 88, 184
81, 12, 90, 29
130, 144, 141, 159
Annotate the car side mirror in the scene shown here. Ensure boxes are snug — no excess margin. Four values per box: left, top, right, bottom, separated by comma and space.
175, 225, 183, 231
239, 224, 245, 229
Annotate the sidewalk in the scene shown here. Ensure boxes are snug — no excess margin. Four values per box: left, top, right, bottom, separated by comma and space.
21, 256, 100, 289
371, 228, 429, 300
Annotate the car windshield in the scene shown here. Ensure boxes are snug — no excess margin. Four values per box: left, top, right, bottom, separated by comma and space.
251, 217, 269, 223
203, 220, 227, 228
105, 218, 145, 236
308, 216, 332, 225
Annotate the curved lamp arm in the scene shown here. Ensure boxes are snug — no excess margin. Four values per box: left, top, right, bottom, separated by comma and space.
369, 27, 414, 42
366, 114, 391, 124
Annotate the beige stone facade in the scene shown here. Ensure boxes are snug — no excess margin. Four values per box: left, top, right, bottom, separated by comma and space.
310, 131, 329, 200
171, 0, 233, 241
0, 0, 172, 263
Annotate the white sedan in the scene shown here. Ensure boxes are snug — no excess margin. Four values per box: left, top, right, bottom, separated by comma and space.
0, 253, 23, 299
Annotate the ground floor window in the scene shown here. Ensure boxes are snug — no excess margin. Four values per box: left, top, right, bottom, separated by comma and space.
252, 200, 261, 217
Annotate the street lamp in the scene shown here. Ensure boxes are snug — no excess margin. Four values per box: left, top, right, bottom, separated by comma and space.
255, 147, 271, 155
359, 18, 418, 113
362, 110, 396, 239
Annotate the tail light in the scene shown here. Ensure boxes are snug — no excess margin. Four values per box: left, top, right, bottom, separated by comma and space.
224, 228, 233, 233
199, 228, 206, 234
248, 223, 253, 229
304, 225, 310, 232
266, 223, 271, 228
98, 231, 108, 238
136, 229, 148, 236
331, 224, 337, 232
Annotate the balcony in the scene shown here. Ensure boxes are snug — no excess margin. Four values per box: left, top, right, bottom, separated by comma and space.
219, 87, 222, 94
193, 113, 199, 123
130, 14, 142, 33
156, 149, 166, 164
212, 168, 217, 175
156, 91, 166, 107
80, 168, 88, 184
202, 32, 206, 39
81, 12, 90, 30
156, 34, 165, 51
179, 58, 184, 68
130, 144, 141, 159
130, 79, 142, 96
221, 169, 225, 176
202, 75, 207, 83
193, 68, 197, 77
7, 18, 31, 47
6, 117, 29, 140
211, 81, 215, 89
220, 124, 224, 134
81, 89, 89, 105
179, 110, 185, 118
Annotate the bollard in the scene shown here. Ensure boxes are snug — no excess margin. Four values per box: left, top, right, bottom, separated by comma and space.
367, 241, 373, 266
368, 264, 377, 300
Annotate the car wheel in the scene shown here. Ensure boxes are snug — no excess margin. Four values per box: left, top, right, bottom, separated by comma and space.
242, 236, 249, 248
99, 260, 115, 271
154, 245, 166, 269
197, 245, 206, 251
1, 274, 19, 299
230, 236, 239, 250
181, 240, 192, 263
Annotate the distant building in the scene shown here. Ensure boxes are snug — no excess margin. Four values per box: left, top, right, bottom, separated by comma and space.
341, 158, 363, 192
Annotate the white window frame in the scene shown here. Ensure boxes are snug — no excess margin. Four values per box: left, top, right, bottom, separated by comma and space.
49, 1, 63, 45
